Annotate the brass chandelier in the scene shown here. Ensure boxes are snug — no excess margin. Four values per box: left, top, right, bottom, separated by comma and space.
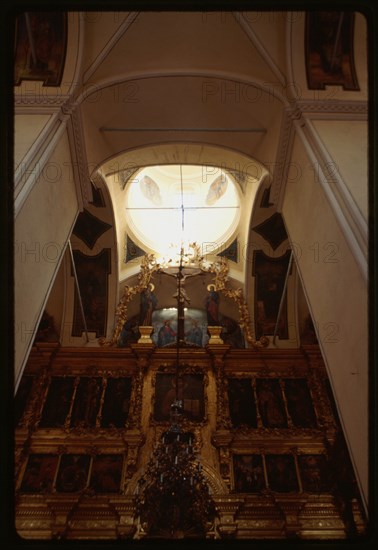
134, 401, 215, 538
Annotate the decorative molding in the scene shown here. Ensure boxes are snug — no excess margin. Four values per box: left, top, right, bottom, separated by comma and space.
14, 94, 71, 109
269, 107, 296, 208
297, 100, 367, 118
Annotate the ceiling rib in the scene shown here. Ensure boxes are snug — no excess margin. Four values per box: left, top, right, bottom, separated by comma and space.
83, 11, 140, 84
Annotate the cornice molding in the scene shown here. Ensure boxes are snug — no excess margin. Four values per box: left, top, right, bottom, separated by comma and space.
297, 99, 368, 118
14, 94, 70, 110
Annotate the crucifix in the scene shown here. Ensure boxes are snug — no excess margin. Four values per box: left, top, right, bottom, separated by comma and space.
159, 250, 202, 344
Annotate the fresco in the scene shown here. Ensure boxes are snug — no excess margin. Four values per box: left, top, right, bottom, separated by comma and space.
71, 249, 111, 338
253, 250, 291, 339
233, 455, 265, 493
14, 12, 67, 86
227, 378, 257, 428
305, 12, 359, 91
151, 308, 208, 348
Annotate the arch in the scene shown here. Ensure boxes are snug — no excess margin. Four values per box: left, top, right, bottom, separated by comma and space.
77, 70, 290, 107
97, 142, 270, 289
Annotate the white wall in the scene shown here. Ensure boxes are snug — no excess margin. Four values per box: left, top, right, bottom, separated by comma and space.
282, 131, 369, 510
311, 119, 368, 220
14, 130, 80, 387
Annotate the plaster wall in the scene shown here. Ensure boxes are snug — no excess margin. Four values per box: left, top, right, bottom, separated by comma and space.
311, 119, 368, 220
282, 132, 368, 509
14, 131, 80, 387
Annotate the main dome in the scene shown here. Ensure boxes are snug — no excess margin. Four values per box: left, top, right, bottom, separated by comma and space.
124, 165, 240, 256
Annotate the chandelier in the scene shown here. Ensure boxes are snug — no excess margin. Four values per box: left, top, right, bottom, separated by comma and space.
134, 167, 216, 538
134, 401, 215, 538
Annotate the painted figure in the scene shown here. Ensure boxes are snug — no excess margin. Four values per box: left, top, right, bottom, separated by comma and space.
140, 175, 162, 205
185, 320, 203, 346
266, 454, 299, 493
205, 284, 220, 326
233, 455, 265, 493
139, 284, 158, 326
257, 379, 287, 428
157, 320, 177, 347
205, 175, 228, 205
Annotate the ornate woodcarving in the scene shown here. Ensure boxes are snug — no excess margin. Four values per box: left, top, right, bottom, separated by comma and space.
101, 251, 269, 350
14, 345, 366, 540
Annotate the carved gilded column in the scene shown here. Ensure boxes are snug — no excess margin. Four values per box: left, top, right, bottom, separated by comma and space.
305, 350, 337, 444
252, 378, 264, 428
95, 377, 108, 427
64, 376, 80, 429
129, 343, 154, 429
122, 344, 153, 479
15, 367, 51, 482
124, 433, 145, 479
211, 431, 233, 487
279, 378, 294, 428
207, 344, 231, 430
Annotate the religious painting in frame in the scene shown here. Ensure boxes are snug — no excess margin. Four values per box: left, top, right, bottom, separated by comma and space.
20, 454, 58, 493
153, 372, 205, 422
14, 12, 67, 86
152, 308, 208, 348
55, 454, 91, 493
255, 378, 287, 428
100, 377, 132, 428
283, 378, 317, 428
253, 250, 291, 339
227, 378, 257, 428
265, 454, 299, 493
233, 454, 266, 493
70, 377, 102, 428
71, 249, 111, 338
89, 455, 124, 493
39, 376, 75, 428
305, 12, 359, 91
298, 454, 331, 493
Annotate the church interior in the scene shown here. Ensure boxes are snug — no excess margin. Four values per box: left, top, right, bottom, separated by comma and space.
12, 8, 370, 541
